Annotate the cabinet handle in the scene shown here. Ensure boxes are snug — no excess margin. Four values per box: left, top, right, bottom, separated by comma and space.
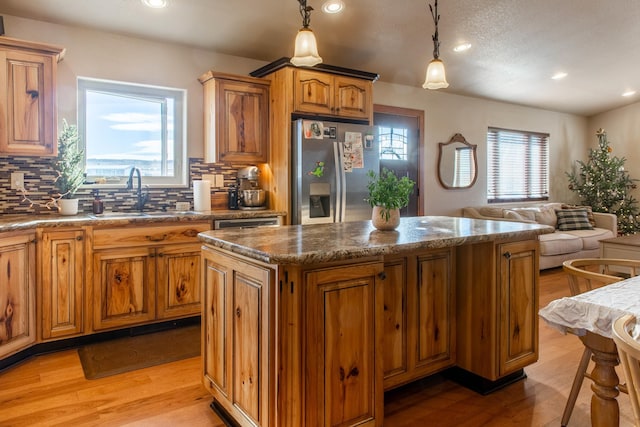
503, 251, 512, 259
146, 234, 167, 242
26, 90, 39, 100
378, 271, 387, 280
236, 307, 241, 317
76, 235, 83, 241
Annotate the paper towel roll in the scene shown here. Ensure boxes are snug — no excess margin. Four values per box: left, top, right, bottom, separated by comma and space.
193, 180, 211, 212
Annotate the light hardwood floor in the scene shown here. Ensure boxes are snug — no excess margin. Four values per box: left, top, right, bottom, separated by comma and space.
0, 268, 635, 426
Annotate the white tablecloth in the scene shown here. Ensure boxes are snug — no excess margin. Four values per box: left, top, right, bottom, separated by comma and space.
539, 275, 640, 339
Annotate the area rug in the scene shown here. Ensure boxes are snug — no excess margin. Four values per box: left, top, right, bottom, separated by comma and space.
78, 324, 200, 380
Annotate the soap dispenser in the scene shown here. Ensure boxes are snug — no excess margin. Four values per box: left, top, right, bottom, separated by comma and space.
92, 189, 104, 214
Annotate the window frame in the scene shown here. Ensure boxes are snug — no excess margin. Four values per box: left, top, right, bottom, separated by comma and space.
77, 77, 187, 188
487, 127, 549, 203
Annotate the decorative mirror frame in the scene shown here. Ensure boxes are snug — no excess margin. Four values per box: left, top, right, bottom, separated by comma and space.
437, 133, 478, 189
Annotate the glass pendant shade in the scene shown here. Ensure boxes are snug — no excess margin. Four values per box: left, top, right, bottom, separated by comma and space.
291, 28, 322, 67
422, 58, 449, 89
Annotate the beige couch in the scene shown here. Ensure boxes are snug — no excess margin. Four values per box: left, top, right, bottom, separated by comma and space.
462, 203, 617, 270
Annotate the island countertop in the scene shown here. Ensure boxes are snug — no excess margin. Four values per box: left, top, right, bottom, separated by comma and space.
198, 215, 554, 265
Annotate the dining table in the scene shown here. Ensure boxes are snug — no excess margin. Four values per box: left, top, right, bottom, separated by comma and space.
539, 275, 640, 427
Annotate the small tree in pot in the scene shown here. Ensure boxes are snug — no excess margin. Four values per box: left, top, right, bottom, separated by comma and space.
52, 120, 85, 214
366, 167, 415, 230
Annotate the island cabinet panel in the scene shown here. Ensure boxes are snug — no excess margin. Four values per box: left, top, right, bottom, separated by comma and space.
455, 239, 539, 381
382, 249, 455, 390
39, 228, 85, 340
199, 71, 270, 164
201, 246, 275, 427
0, 232, 36, 359
0, 37, 65, 156
304, 262, 384, 427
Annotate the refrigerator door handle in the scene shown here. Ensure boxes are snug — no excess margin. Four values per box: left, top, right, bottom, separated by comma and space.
333, 141, 341, 222
336, 142, 347, 222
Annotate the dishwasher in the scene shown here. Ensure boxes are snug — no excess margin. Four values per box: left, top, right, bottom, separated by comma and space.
213, 216, 282, 229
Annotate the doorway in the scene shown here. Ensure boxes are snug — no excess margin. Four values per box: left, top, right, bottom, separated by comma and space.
373, 105, 423, 216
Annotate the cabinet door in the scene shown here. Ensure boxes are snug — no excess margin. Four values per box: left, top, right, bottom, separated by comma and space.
334, 75, 372, 120
382, 258, 408, 382
156, 243, 201, 319
498, 240, 539, 376
40, 229, 84, 339
305, 262, 384, 427
202, 246, 274, 427
294, 69, 333, 115
92, 247, 155, 330
0, 49, 57, 156
0, 233, 35, 359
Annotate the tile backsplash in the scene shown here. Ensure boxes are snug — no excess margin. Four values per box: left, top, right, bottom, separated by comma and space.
0, 157, 237, 214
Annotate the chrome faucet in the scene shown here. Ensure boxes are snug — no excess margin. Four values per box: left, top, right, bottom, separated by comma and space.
126, 167, 149, 211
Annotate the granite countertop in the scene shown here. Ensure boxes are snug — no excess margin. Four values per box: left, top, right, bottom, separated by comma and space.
198, 215, 555, 265
0, 209, 286, 232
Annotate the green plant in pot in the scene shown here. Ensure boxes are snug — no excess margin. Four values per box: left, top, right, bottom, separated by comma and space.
366, 167, 415, 230
52, 120, 85, 215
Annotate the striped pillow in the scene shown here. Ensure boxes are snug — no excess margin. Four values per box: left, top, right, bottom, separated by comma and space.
555, 209, 594, 231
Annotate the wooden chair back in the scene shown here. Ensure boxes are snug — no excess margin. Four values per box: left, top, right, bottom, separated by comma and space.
612, 314, 640, 426
562, 258, 640, 296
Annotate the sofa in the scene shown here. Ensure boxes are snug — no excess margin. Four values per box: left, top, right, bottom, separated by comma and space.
462, 203, 617, 270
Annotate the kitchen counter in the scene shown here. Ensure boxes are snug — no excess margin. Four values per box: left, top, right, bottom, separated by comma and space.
199, 216, 553, 427
198, 215, 554, 264
0, 209, 285, 231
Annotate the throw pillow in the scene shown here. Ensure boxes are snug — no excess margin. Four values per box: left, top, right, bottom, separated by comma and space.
534, 206, 557, 227
555, 209, 594, 231
561, 204, 596, 227
503, 210, 536, 223
510, 208, 537, 222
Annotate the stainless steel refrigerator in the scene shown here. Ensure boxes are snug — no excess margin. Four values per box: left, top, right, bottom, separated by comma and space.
291, 118, 379, 225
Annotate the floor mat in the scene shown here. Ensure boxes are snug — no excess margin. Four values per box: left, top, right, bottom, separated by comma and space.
78, 324, 200, 380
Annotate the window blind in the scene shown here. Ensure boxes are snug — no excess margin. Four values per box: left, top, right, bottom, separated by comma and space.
487, 127, 549, 203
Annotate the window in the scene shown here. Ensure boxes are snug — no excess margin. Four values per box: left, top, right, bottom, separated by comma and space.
487, 127, 549, 202
78, 78, 186, 187
378, 126, 408, 160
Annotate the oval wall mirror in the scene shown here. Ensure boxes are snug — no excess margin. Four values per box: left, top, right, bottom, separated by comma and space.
437, 133, 478, 189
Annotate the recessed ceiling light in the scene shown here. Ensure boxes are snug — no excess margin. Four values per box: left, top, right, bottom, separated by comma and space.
322, 0, 344, 14
142, 0, 167, 9
622, 90, 636, 97
453, 43, 471, 53
551, 72, 568, 80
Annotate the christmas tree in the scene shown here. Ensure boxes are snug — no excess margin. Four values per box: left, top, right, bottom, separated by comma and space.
566, 128, 640, 235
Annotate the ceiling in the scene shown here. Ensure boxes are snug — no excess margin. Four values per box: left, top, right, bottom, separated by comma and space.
2, 0, 640, 117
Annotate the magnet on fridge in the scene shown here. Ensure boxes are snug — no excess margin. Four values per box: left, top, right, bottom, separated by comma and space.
364, 134, 374, 149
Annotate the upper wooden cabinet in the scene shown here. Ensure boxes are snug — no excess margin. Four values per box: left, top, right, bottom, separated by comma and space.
199, 71, 270, 164
294, 69, 372, 121
0, 37, 65, 156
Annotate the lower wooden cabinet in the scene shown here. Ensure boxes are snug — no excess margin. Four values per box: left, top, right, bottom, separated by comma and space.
456, 239, 539, 380
39, 228, 85, 340
202, 245, 275, 427
0, 232, 36, 359
156, 243, 202, 319
382, 249, 455, 390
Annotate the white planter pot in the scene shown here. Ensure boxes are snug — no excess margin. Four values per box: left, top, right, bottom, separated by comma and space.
371, 206, 400, 230
58, 198, 79, 216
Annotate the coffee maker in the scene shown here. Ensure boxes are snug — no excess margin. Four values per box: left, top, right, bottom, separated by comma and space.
236, 166, 266, 210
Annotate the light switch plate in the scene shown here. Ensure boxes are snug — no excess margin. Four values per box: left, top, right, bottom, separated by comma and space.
11, 172, 24, 190
202, 174, 216, 186
215, 174, 224, 188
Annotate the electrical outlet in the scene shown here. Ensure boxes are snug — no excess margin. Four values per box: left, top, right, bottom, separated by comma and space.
11, 172, 24, 190
215, 174, 224, 188
202, 174, 216, 187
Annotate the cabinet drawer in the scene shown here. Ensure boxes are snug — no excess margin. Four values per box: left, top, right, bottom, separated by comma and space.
93, 222, 210, 249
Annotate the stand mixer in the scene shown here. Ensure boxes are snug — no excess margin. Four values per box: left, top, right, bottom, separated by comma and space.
236, 166, 266, 210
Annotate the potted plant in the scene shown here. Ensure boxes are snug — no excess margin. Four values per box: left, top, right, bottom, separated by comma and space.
366, 167, 415, 230
52, 120, 85, 215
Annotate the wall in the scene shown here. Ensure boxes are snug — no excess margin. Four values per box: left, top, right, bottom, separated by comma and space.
588, 102, 640, 204
2, 14, 591, 216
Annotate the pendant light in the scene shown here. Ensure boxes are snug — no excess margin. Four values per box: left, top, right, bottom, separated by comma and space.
422, 0, 449, 89
291, 0, 323, 67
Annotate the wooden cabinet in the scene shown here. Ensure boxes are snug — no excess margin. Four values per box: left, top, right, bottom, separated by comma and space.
382, 249, 455, 390
202, 245, 275, 427
294, 69, 372, 120
456, 239, 539, 381
199, 71, 269, 164
304, 261, 384, 427
0, 232, 36, 359
92, 222, 209, 331
38, 228, 85, 340
0, 37, 65, 156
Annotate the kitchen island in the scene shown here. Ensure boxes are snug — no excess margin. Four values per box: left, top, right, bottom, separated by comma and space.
198, 216, 554, 427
